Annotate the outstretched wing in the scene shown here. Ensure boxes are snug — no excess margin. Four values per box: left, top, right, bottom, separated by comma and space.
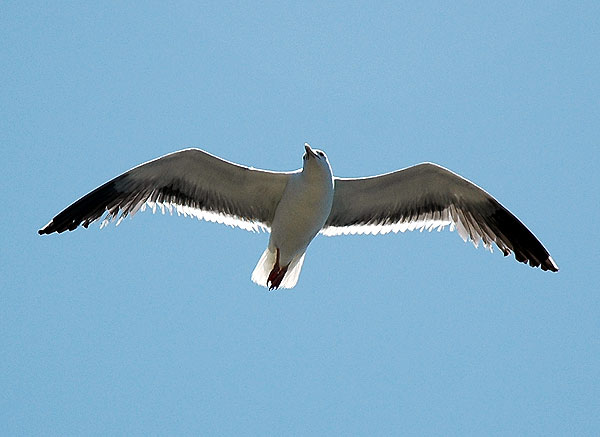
322, 162, 558, 272
39, 148, 291, 234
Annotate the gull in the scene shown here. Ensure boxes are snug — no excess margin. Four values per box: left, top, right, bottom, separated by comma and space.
39, 144, 558, 289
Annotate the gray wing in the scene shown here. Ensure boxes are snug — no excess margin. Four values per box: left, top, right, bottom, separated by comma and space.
322, 162, 558, 272
39, 148, 291, 235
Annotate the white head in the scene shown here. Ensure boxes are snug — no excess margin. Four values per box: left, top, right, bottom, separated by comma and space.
302, 143, 332, 176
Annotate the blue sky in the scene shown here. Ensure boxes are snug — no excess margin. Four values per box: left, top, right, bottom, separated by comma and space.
2, 2, 599, 435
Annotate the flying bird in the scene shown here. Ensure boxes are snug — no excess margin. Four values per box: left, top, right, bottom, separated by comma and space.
39, 144, 558, 289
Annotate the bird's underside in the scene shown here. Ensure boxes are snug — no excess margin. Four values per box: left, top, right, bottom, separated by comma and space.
39, 147, 558, 290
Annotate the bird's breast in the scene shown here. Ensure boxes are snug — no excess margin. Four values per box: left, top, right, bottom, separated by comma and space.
268, 172, 334, 261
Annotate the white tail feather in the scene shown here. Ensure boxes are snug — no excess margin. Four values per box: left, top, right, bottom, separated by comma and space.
251, 247, 276, 287
251, 248, 306, 289
279, 252, 306, 289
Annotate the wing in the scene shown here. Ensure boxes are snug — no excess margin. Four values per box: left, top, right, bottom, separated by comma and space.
39, 148, 292, 234
322, 162, 558, 272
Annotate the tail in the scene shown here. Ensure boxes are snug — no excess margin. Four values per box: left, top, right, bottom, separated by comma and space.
251, 247, 306, 289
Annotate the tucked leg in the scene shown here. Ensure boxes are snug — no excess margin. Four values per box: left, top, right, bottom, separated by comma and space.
267, 248, 289, 290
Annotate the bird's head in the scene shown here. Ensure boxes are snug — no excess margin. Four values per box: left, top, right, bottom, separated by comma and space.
302, 143, 331, 172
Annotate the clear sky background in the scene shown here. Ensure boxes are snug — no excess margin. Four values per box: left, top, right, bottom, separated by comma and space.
2, 2, 599, 435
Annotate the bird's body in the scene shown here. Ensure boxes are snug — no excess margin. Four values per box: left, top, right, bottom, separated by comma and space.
39, 144, 558, 288
253, 146, 334, 288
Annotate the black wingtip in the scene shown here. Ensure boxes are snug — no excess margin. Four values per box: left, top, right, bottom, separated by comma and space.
37, 178, 124, 235
486, 199, 558, 274
38, 221, 54, 235
542, 256, 559, 272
